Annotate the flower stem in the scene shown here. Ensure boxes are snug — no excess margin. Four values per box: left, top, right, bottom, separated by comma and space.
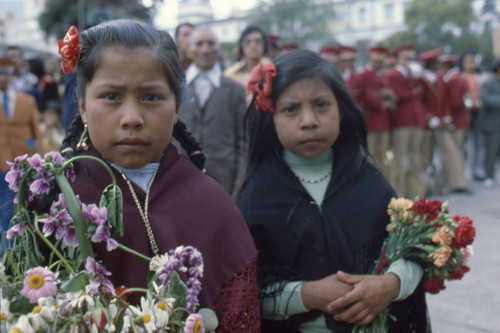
33, 215, 76, 275
54, 173, 94, 261
117, 287, 149, 298
116, 244, 151, 262
63, 156, 117, 184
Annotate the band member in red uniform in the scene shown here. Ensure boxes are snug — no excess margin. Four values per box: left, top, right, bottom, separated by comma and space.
384, 43, 427, 197
436, 55, 470, 193
352, 46, 395, 179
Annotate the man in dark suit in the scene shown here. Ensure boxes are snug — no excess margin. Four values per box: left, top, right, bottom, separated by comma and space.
180, 27, 246, 195
478, 60, 500, 186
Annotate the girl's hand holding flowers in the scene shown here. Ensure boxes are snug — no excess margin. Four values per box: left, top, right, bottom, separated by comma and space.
351, 197, 476, 332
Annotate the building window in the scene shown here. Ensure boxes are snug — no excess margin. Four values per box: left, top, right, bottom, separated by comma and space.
384, 3, 394, 21
359, 7, 366, 24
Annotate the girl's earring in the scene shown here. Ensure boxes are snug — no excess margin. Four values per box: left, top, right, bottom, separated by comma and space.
76, 124, 89, 151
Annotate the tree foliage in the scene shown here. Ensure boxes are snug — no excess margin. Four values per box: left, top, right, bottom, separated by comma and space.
248, 0, 335, 48
383, 0, 495, 67
39, 0, 155, 40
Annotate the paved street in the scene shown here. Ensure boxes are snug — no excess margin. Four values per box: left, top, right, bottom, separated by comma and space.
426, 170, 500, 332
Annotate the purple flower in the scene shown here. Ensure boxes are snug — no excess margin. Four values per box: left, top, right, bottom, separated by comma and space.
159, 246, 204, 313
56, 193, 70, 209
29, 171, 53, 196
85, 257, 115, 296
86, 257, 112, 278
6, 223, 24, 240
44, 151, 64, 164
81, 203, 97, 220
105, 237, 118, 251
5, 163, 24, 192
90, 206, 108, 226
38, 201, 73, 239
62, 225, 78, 248
27, 153, 44, 171
14, 154, 28, 163
91, 224, 110, 243
65, 167, 76, 183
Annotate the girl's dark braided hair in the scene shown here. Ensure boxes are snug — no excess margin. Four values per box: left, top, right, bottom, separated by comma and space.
60, 19, 205, 170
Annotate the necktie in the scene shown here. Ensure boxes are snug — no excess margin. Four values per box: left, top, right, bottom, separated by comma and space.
2, 91, 9, 119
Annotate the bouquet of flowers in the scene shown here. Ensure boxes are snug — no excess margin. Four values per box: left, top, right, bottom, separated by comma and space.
353, 197, 476, 332
0, 152, 213, 333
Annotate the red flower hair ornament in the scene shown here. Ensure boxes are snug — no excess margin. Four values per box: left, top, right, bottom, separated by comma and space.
58, 26, 80, 73
246, 62, 277, 113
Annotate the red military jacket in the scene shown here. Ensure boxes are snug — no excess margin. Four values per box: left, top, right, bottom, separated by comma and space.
384, 65, 426, 129
420, 73, 442, 129
437, 68, 470, 129
352, 66, 391, 132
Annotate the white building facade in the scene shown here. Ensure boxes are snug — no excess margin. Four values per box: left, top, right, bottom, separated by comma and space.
0, 0, 58, 55
329, 0, 412, 45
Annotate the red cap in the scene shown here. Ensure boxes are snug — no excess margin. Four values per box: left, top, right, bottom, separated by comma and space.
440, 54, 458, 64
418, 48, 442, 63
367, 45, 388, 54
320, 45, 339, 55
395, 43, 415, 55
337, 45, 357, 54
267, 34, 281, 46
281, 43, 299, 51
386, 49, 398, 58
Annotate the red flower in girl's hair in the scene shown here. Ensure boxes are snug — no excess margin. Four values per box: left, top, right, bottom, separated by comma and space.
58, 26, 80, 73
246, 62, 277, 113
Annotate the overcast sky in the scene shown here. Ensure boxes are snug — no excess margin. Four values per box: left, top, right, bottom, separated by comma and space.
154, 0, 258, 29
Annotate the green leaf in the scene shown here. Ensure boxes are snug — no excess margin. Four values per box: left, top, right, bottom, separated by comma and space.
60, 272, 90, 292
166, 271, 188, 314
9, 295, 36, 314
100, 184, 124, 238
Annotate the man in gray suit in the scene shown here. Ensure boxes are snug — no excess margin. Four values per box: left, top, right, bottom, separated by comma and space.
478, 60, 500, 186
180, 27, 246, 194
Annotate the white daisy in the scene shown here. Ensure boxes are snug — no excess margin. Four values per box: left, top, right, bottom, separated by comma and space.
9, 314, 35, 333
28, 306, 49, 332
149, 253, 171, 275
0, 297, 11, 323
68, 286, 95, 309
154, 297, 175, 328
130, 297, 156, 333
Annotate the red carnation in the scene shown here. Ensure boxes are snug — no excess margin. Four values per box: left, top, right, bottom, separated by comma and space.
115, 285, 132, 301
375, 247, 393, 274
448, 265, 470, 280
423, 276, 446, 294
413, 198, 443, 223
452, 216, 475, 249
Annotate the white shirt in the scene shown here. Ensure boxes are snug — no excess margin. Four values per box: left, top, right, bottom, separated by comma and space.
186, 62, 222, 109
0, 87, 18, 120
